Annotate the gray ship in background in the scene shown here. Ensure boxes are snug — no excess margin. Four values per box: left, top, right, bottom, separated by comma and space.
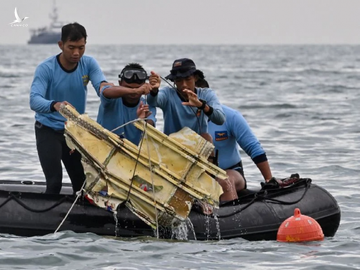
28, 2, 65, 44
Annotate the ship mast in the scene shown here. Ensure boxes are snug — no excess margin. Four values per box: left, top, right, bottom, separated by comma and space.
49, 0, 58, 27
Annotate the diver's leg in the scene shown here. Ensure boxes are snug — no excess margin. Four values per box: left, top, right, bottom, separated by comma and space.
35, 122, 63, 194
227, 169, 246, 192
61, 141, 85, 194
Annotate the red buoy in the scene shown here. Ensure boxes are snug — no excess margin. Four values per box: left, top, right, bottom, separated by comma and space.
277, 208, 324, 242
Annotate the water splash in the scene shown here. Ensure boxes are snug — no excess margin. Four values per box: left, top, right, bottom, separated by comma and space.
205, 214, 210, 240
113, 210, 118, 237
185, 218, 197, 240
171, 221, 189, 241
214, 214, 221, 240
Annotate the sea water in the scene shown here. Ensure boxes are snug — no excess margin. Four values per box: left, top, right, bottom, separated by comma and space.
0, 44, 359, 269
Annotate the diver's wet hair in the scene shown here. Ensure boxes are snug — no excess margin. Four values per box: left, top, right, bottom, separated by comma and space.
122, 63, 145, 71
61, 22, 87, 43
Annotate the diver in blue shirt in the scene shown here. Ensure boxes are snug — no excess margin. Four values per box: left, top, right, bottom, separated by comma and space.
149, 60, 239, 202
196, 73, 272, 201
30, 23, 110, 194
147, 58, 225, 137
97, 63, 156, 145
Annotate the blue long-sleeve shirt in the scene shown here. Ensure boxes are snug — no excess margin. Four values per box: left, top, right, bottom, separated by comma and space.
97, 91, 157, 145
147, 86, 225, 135
208, 105, 266, 169
30, 54, 106, 130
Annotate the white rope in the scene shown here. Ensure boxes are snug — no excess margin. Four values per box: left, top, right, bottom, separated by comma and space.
54, 180, 86, 234
111, 113, 160, 237
111, 118, 150, 133
142, 96, 160, 236
142, 120, 159, 238
54, 115, 157, 235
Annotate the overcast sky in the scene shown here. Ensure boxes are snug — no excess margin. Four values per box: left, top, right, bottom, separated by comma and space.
1, 0, 360, 45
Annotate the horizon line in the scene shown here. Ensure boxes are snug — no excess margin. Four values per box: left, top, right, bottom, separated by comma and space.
1, 43, 360, 46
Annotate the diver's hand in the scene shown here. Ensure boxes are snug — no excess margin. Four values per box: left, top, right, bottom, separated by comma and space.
181, 89, 202, 107
135, 83, 152, 95
54, 101, 73, 111
137, 101, 152, 119
149, 71, 161, 90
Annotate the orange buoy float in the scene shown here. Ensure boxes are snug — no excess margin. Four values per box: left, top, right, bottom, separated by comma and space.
277, 208, 324, 242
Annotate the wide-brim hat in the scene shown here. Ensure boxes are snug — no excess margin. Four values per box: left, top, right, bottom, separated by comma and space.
165, 58, 198, 81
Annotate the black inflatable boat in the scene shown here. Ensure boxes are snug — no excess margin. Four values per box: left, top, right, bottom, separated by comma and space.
0, 177, 340, 241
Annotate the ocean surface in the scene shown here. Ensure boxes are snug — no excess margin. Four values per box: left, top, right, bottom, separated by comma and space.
0, 44, 359, 269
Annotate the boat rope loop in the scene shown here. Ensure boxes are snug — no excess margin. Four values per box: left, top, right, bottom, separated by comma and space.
0, 196, 12, 208
255, 178, 311, 204
215, 178, 312, 219
0, 193, 69, 213
54, 180, 87, 233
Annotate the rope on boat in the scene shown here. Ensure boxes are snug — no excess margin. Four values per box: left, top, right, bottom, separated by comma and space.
54, 180, 87, 234
61, 106, 162, 235
215, 178, 312, 219
0, 197, 12, 208
0, 194, 69, 212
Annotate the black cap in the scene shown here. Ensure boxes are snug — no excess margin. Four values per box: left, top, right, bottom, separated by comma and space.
165, 58, 198, 81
